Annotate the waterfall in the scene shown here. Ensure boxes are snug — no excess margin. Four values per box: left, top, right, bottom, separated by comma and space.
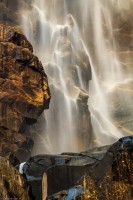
20, 0, 132, 154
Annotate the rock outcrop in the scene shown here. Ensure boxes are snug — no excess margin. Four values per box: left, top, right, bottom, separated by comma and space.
0, 23, 51, 161
0, 156, 31, 199
21, 136, 133, 200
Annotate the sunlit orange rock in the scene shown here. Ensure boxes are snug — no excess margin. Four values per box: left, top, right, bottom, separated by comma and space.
0, 24, 51, 132
0, 24, 51, 160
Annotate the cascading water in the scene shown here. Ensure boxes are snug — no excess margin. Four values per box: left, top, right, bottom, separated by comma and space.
20, 0, 92, 154
20, 0, 132, 154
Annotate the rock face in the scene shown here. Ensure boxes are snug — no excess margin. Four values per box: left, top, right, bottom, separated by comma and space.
0, 23, 50, 161
0, 128, 34, 162
22, 136, 133, 200
0, 156, 31, 199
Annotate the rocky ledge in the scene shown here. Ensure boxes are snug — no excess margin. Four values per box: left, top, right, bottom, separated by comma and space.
20, 136, 133, 200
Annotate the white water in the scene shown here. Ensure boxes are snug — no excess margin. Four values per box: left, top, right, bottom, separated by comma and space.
20, 0, 131, 153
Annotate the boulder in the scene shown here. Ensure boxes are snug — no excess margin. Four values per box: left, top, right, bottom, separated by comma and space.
22, 150, 104, 200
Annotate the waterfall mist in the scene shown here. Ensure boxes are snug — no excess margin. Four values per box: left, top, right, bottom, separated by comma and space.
20, 0, 133, 154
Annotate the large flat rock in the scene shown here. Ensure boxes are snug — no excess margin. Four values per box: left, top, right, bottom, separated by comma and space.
21, 136, 133, 199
